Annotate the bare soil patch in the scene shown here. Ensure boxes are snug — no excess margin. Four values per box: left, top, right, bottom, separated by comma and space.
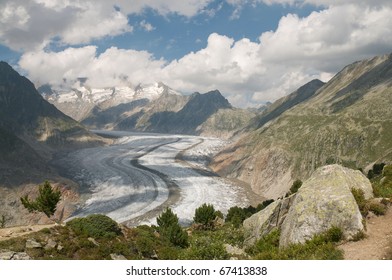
339, 207, 392, 260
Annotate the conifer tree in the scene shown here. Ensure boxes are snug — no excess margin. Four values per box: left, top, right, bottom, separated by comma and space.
157, 208, 188, 248
20, 181, 61, 218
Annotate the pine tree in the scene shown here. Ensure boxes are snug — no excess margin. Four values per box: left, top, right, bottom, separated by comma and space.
156, 208, 188, 248
20, 181, 61, 218
193, 203, 217, 229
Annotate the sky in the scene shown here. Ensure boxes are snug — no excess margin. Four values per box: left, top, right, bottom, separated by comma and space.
1, 0, 392, 107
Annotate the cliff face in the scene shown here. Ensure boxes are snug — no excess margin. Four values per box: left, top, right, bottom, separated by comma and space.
211, 54, 392, 199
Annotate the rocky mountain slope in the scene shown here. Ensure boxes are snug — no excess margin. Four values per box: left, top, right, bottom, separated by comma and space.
211, 53, 392, 199
0, 62, 105, 226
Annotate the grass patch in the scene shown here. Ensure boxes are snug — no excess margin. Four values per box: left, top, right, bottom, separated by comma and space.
248, 227, 344, 260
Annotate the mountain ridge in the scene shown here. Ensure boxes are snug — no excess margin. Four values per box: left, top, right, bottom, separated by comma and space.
211, 53, 392, 199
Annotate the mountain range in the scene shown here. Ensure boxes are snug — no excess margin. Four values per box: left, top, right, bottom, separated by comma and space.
2, 52, 392, 208
211, 53, 392, 199
40, 82, 254, 138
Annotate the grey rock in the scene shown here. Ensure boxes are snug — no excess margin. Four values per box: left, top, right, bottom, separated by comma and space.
44, 238, 57, 250
110, 253, 127, 260
26, 239, 42, 249
224, 244, 246, 256
0, 251, 30, 260
243, 195, 295, 246
279, 165, 368, 247
12, 252, 30, 260
0, 251, 15, 260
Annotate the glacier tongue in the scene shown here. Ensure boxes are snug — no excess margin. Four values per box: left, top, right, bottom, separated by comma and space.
56, 131, 248, 226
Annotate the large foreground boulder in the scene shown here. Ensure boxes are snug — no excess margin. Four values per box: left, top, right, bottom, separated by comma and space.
243, 164, 373, 247
279, 164, 373, 247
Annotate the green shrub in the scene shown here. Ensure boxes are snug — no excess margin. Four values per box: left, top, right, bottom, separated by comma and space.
180, 235, 229, 260
324, 226, 343, 243
67, 214, 122, 238
249, 229, 280, 258
249, 228, 343, 260
256, 199, 274, 211
368, 202, 387, 216
226, 200, 275, 228
39, 228, 51, 234
157, 208, 188, 248
194, 204, 217, 229
383, 165, 392, 178
373, 181, 392, 198
351, 188, 368, 216
350, 231, 366, 241
225, 206, 247, 228
290, 179, 303, 194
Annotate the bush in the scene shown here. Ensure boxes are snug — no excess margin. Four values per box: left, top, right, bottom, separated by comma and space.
256, 199, 274, 211
225, 206, 247, 228
351, 188, 368, 216
157, 208, 188, 248
67, 214, 122, 238
180, 235, 229, 260
290, 179, 303, 194
248, 227, 344, 260
368, 202, 387, 216
193, 204, 217, 229
383, 165, 392, 178
350, 231, 366, 242
324, 226, 343, 243
226, 200, 275, 228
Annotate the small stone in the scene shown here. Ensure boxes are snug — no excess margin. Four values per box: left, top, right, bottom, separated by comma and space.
57, 244, 63, 251
0, 251, 15, 260
110, 253, 127, 260
88, 237, 99, 246
224, 244, 246, 256
44, 238, 57, 250
26, 239, 42, 249
12, 252, 30, 260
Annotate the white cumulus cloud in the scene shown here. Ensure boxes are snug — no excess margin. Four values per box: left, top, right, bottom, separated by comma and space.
15, 1, 392, 107
0, 0, 215, 51
19, 46, 166, 88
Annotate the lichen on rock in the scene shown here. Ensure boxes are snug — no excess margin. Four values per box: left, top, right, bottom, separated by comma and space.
243, 164, 373, 248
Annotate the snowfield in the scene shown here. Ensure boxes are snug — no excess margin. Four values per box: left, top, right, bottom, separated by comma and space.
56, 132, 248, 226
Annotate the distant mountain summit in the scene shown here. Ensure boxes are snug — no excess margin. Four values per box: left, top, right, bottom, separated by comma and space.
42, 81, 254, 137
143, 90, 233, 134
212, 53, 392, 199
39, 82, 181, 121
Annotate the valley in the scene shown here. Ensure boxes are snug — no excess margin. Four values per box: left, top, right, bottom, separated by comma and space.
53, 131, 250, 226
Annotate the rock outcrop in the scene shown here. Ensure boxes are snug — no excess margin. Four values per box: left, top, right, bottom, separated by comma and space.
243, 195, 295, 246
243, 165, 373, 247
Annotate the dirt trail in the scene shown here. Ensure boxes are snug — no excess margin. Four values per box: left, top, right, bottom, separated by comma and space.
0, 224, 56, 242
338, 207, 392, 260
